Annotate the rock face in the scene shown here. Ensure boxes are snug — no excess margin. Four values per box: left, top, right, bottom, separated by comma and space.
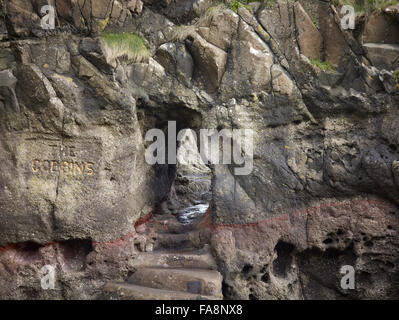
0, 0, 398, 300
156, 43, 194, 86
190, 33, 228, 92
213, 198, 399, 299
364, 43, 399, 71
361, 7, 399, 72
0, 38, 172, 246
362, 12, 399, 44
318, 2, 349, 68
294, 2, 322, 60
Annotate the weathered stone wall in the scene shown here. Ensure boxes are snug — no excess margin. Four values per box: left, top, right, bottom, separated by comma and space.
0, 37, 174, 245
0, 1, 179, 246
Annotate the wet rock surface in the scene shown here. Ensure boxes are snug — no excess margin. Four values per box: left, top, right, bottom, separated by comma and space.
102, 179, 221, 300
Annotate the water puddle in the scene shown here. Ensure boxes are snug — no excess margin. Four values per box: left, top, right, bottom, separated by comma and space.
177, 202, 209, 225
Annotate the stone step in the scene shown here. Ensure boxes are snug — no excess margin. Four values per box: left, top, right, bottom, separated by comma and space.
154, 231, 202, 250
102, 282, 221, 300
132, 248, 218, 270
148, 216, 194, 234
154, 229, 212, 250
166, 218, 195, 234
128, 268, 223, 297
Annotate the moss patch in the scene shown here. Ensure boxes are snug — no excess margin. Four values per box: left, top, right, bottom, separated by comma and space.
310, 58, 334, 72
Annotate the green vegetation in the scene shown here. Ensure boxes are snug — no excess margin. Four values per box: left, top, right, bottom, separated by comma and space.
394, 70, 399, 90
169, 25, 197, 42
100, 32, 149, 63
367, 0, 399, 11
229, 0, 251, 12
312, 19, 319, 29
196, 3, 227, 26
394, 70, 399, 83
228, 0, 270, 11
310, 58, 334, 72
169, 0, 271, 42
204, 3, 226, 17
227, 0, 394, 13
266, 0, 275, 7
335, 0, 399, 13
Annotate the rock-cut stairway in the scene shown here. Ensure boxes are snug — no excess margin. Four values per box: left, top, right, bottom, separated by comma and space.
102, 213, 223, 300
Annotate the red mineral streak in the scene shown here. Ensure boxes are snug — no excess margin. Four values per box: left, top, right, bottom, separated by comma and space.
0, 199, 395, 255
0, 243, 19, 254
0, 241, 56, 256
134, 211, 154, 228
211, 199, 392, 230
92, 230, 135, 248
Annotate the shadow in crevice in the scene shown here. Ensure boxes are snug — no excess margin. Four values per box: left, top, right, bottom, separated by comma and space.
272, 241, 295, 278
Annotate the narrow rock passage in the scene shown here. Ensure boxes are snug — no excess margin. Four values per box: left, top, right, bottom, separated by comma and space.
102, 208, 222, 300
102, 168, 223, 300
102, 126, 223, 299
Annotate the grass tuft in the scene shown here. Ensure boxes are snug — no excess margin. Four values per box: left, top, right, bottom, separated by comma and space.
335, 0, 399, 13
310, 58, 334, 72
394, 70, 399, 83
394, 70, 399, 90
100, 32, 150, 63
169, 25, 197, 42
205, 3, 227, 17
197, 3, 227, 25
229, 0, 251, 12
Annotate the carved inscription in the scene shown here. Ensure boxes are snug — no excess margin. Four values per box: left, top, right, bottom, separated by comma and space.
30, 143, 96, 176
31, 160, 94, 176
